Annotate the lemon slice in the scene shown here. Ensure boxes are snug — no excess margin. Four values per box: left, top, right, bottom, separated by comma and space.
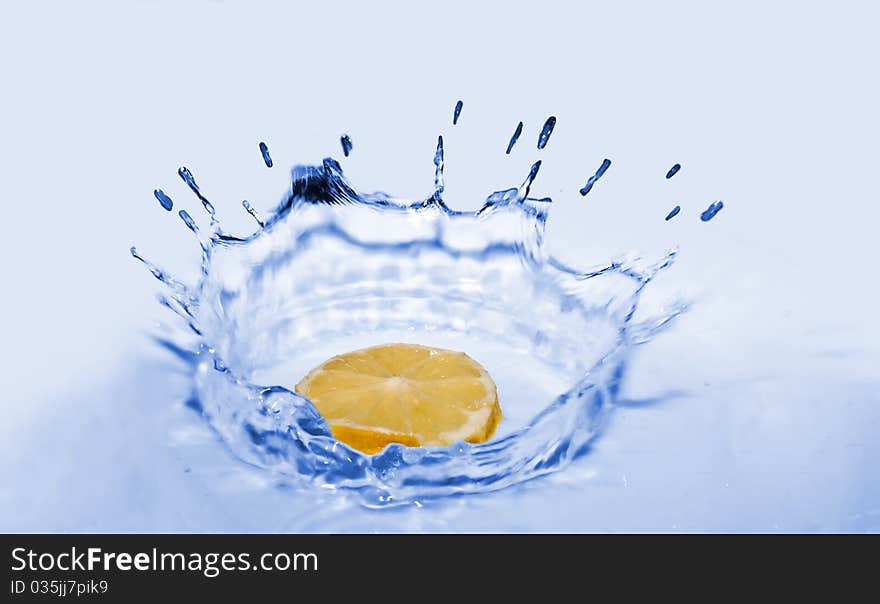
295, 343, 502, 454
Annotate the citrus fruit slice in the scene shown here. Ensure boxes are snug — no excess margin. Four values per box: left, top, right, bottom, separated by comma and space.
294, 343, 502, 454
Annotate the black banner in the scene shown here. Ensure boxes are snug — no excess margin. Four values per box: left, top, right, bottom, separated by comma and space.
1, 534, 874, 600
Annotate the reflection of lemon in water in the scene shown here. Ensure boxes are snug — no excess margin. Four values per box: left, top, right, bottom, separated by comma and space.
295, 343, 502, 455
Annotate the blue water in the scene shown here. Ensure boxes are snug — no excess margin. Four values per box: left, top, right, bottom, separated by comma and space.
153, 189, 174, 211
132, 114, 690, 508
537, 116, 556, 150
259, 141, 273, 168
340, 134, 353, 157
701, 200, 724, 222
579, 158, 612, 196
452, 100, 463, 125
3, 2, 877, 535
506, 121, 523, 154
177, 166, 216, 216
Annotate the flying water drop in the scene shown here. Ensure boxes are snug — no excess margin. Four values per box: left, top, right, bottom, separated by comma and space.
506, 121, 523, 155
259, 142, 273, 168
537, 116, 556, 150
178, 209, 198, 233
666, 163, 681, 179
154, 189, 173, 212
579, 159, 612, 196
700, 200, 724, 222
453, 100, 463, 125
665, 205, 681, 221
340, 135, 353, 157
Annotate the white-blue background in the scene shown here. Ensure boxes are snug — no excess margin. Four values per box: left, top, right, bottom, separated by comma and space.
1, 1, 878, 531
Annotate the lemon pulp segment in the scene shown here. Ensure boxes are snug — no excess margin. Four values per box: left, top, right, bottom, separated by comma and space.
294, 343, 502, 454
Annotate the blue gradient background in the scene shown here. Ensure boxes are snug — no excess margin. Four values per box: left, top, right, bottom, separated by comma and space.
1, 0, 878, 531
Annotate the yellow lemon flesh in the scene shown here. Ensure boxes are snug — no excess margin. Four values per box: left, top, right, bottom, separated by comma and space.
295, 343, 502, 455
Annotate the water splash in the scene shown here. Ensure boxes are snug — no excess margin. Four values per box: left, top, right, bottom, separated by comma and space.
537, 116, 556, 150
259, 142, 273, 168
665, 205, 681, 221
666, 163, 681, 179
340, 135, 353, 157
506, 121, 523, 155
579, 158, 612, 196
178, 209, 198, 233
701, 200, 724, 221
135, 119, 686, 508
433, 136, 445, 199
453, 100, 463, 125
517, 160, 541, 203
242, 200, 264, 227
178, 167, 216, 217
154, 189, 173, 211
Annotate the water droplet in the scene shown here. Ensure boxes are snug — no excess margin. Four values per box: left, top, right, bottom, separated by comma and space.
452, 100, 463, 125
537, 116, 556, 150
506, 121, 523, 155
340, 134, 353, 157
154, 189, 173, 211
178, 167, 216, 216
179, 209, 198, 233
259, 142, 273, 168
579, 159, 612, 196
665, 205, 681, 221
700, 200, 724, 222
666, 163, 681, 179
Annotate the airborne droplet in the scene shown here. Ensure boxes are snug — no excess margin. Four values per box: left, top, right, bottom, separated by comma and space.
506, 121, 523, 155
537, 116, 556, 150
340, 134, 353, 157
700, 200, 724, 222
259, 142, 273, 168
178, 209, 198, 233
154, 189, 173, 211
579, 159, 612, 196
